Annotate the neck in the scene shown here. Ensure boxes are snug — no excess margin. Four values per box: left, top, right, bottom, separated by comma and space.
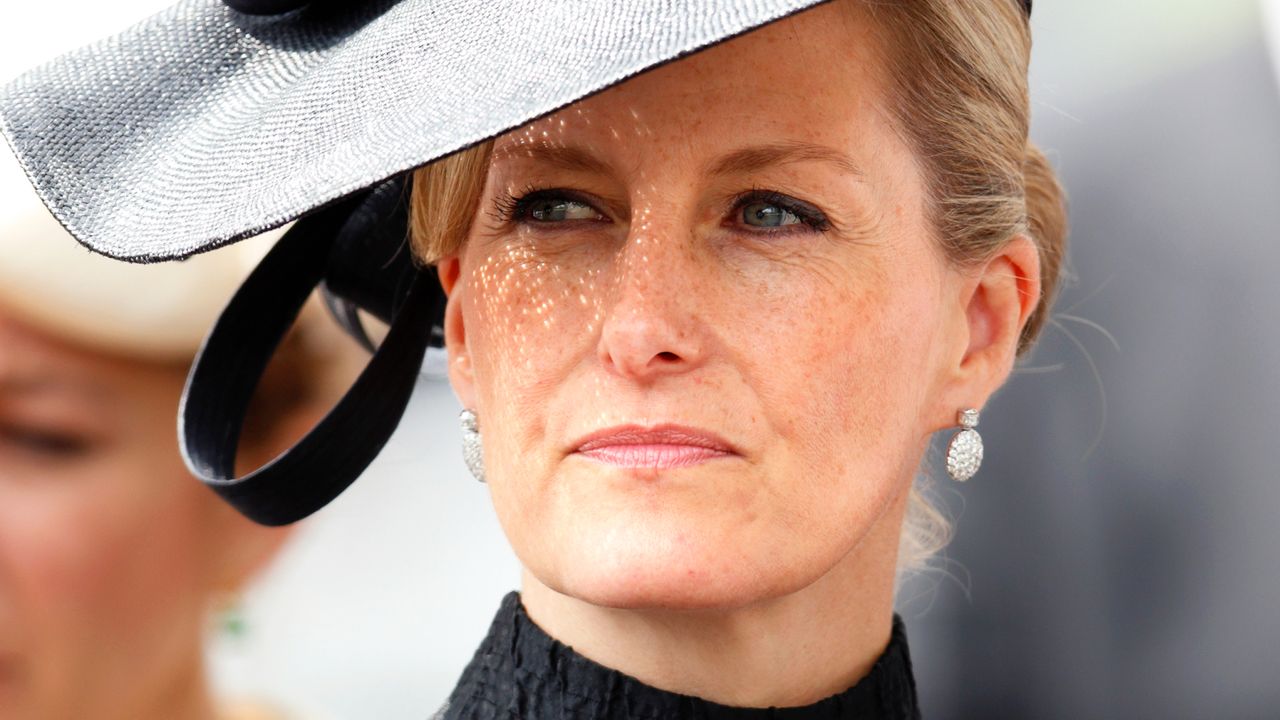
520, 491, 908, 708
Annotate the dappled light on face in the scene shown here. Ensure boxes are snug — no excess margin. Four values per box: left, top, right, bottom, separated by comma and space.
467, 103, 670, 386
449, 3, 960, 619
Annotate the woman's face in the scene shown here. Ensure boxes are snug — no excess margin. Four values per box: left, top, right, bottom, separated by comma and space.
442, 3, 1012, 609
0, 315, 283, 719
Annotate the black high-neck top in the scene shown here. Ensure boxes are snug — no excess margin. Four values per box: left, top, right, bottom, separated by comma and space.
437, 592, 920, 720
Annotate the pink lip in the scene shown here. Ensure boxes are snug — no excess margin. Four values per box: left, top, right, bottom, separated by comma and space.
572, 425, 737, 469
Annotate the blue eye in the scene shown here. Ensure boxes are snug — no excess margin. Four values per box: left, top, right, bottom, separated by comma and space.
494, 188, 607, 225
741, 202, 803, 228
527, 197, 602, 222
733, 190, 829, 233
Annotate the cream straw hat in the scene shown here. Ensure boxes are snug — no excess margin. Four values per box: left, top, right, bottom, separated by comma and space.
0, 144, 282, 360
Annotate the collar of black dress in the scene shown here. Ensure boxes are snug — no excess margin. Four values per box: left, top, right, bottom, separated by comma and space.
442, 593, 921, 719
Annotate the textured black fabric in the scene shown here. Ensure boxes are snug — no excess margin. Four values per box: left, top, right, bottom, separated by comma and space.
179, 177, 438, 525
443, 593, 921, 720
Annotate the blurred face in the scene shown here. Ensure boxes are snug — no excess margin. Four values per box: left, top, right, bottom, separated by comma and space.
443, 4, 979, 609
0, 315, 247, 720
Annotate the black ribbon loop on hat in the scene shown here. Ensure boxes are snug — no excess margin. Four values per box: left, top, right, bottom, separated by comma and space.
318, 174, 438, 353
180, 176, 440, 526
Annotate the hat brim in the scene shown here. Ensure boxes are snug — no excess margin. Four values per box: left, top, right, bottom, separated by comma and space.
0, 0, 829, 263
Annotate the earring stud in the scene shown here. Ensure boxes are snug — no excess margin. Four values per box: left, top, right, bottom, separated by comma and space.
945, 408, 984, 482
459, 409, 486, 483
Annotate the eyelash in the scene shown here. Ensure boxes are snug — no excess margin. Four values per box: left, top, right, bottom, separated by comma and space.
490, 185, 831, 234
738, 188, 831, 233
490, 185, 598, 226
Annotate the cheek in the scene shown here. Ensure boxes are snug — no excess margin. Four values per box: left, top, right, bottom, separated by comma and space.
734, 251, 947, 519
804, 279, 936, 433
0, 444, 211, 710
741, 245, 943, 426
466, 251, 593, 384
462, 248, 608, 442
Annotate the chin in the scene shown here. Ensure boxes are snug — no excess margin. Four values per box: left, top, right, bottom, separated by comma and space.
535, 507, 810, 612
500, 459, 855, 613
556, 565, 770, 613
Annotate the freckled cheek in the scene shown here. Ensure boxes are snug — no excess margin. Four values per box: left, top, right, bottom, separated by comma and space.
467, 261, 602, 384
829, 298, 938, 444
750, 283, 928, 451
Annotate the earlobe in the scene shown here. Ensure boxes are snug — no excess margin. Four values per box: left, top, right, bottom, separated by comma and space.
438, 257, 477, 409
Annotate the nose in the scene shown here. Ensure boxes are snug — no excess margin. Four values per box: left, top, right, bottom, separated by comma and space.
596, 231, 708, 383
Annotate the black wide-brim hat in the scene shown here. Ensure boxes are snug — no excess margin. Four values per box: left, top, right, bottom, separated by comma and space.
0, 0, 1031, 525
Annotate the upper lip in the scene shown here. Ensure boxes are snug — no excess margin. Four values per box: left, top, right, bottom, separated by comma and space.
571, 424, 739, 455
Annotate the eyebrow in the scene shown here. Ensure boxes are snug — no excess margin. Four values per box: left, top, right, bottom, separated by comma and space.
491, 140, 863, 180
707, 141, 864, 178
490, 142, 615, 175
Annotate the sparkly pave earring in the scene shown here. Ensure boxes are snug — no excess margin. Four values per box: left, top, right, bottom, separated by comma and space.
945, 408, 984, 482
459, 409, 486, 483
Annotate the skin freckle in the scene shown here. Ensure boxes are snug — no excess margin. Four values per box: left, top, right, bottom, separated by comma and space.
443, 0, 976, 670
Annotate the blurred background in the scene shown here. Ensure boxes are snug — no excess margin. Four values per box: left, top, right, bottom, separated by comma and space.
3, 0, 1277, 718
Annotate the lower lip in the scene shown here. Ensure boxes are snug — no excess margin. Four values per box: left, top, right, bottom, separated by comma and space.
577, 444, 732, 469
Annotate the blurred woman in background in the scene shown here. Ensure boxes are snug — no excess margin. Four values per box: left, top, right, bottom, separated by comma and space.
0, 149, 357, 720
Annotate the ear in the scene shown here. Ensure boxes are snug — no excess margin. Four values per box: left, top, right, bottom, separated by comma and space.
933, 234, 1041, 429
437, 256, 477, 410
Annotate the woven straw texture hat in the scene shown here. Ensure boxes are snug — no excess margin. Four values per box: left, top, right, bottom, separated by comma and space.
0, 0, 835, 261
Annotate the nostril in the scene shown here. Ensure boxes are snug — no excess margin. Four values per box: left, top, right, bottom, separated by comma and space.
655, 351, 681, 363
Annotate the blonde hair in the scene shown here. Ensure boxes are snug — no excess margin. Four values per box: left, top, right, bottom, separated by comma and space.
408, 0, 1068, 573
862, 0, 1067, 571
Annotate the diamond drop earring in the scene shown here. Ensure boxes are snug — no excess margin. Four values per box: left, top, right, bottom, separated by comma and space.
945, 408, 984, 482
459, 409, 485, 483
